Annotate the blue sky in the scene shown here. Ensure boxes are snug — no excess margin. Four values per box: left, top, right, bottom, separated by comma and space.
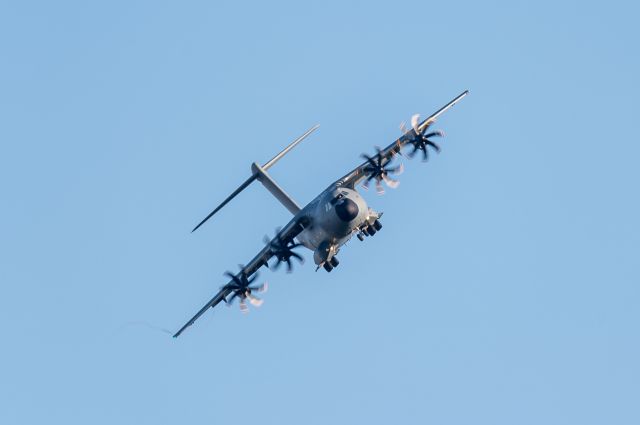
1, 1, 639, 424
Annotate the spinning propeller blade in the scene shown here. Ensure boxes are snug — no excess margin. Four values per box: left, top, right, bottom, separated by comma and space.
223, 267, 267, 313
266, 229, 305, 272
361, 147, 404, 194
405, 114, 445, 161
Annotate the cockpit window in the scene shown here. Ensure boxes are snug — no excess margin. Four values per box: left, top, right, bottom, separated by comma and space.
330, 193, 345, 205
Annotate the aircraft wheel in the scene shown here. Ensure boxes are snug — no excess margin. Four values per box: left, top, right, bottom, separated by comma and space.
367, 226, 377, 236
357, 233, 365, 241
330, 256, 339, 268
373, 220, 382, 231
323, 262, 333, 272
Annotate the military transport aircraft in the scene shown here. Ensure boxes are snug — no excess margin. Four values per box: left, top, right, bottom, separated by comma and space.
173, 90, 469, 337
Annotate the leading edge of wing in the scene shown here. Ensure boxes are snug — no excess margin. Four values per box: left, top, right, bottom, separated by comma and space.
173, 216, 308, 338
417, 90, 469, 133
173, 287, 231, 338
336, 90, 469, 189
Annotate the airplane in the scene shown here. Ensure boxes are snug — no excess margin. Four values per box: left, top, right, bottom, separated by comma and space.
173, 90, 469, 337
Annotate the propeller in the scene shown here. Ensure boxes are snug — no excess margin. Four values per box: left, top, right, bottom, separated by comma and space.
223, 269, 268, 313
402, 114, 445, 161
265, 231, 304, 273
361, 147, 404, 194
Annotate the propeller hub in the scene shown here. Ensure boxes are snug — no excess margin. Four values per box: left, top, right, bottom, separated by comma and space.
266, 231, 305, 272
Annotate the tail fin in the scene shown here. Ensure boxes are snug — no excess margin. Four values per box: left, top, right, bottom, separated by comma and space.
191, 125, 319, 233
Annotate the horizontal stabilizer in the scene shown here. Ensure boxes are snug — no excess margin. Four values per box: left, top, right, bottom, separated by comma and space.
191, 174, 258, 233
263, 124, 319, 170
191, 124, 319, 232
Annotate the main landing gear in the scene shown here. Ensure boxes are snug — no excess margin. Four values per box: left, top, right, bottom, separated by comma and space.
358, 219, 382, 241
323, 256, 340, 272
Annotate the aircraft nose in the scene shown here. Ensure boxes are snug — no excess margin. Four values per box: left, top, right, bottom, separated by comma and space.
335, 198, 359, 222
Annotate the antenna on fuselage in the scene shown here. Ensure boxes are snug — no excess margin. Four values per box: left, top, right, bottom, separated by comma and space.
191, 124, 319, 233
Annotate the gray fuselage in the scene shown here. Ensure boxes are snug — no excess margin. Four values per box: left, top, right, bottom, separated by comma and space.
295, 186, 377, 266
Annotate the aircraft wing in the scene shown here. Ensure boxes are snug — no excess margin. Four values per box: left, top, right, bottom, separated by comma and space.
336, 90, 469, 189
173, 216, 307, 338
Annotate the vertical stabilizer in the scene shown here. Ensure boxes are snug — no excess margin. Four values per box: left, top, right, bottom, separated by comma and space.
251, 163, 301, 215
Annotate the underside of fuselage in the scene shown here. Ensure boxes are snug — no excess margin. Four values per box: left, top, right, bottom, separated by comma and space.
295, 186, 380, 267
